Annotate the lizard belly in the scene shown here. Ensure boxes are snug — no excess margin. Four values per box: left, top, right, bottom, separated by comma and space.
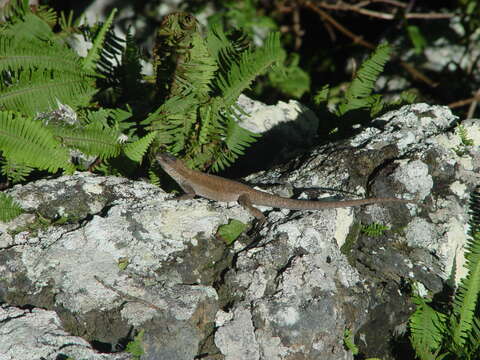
193, 184, 239, 202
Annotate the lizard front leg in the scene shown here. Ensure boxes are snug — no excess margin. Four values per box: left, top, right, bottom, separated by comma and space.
238, 193, 266, 222
170, 183, 196, 200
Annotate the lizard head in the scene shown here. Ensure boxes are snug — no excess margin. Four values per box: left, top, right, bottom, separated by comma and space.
156, 152, 189, 179
156, 152, 177, 165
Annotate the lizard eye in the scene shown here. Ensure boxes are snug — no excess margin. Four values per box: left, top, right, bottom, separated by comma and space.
158, 153, 176, 163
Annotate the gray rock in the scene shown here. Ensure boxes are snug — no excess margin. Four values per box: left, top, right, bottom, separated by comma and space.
0, 305, 131, 360
0, 103, 477, 359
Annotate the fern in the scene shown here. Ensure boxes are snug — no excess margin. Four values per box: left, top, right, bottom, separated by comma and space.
148, 169, 160, 186
451, 228, 480, 348
153, 12, 218, 103
82, 8, 118, 72
409, 186, 480, 360
211, 115, 260, 171
0, 158, 32, 183
51, 125, 121, 159
336, 42, 391, 116
1, 12, 54, 41
361, 223, 389, 237
0, 9, 98, 116
215, 32, 282, 106
206, 22, 249, 75
0, 192, 24, 222
149, 16, 280, 171
449, 187, 480, 350
409, 294, 447, 358
0, 36, 89, 73
124, 132, 156, 163
0, 67, 96, 115
0, 111, 72, 172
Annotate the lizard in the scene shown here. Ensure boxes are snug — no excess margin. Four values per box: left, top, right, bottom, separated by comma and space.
156, 153, 413, 222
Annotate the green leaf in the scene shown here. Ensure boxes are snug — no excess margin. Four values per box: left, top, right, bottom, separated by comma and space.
268, 52, 310, 98
52, 125, 121, 160
343, 329, 359, 355
336, 42, 391, 116
0, 69, 96, 116
409, 294, 447, 357
0, 111, 72, 172
407, 25, 427, 54
124, 132, 156, 163
82, 8, 118, 71
0, 192, 24, 222
125, 329, 144, 359
217, 219, 247, 245
313, 84, 330, 105
216, 32, 283, 106
451, 230, 480, 347
361, 223, 389, 237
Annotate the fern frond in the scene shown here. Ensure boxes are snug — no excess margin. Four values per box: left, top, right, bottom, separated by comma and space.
148, 169, 160, 186
0, 11, 98, 115
36, 5, 57, 27
51, 125, 121, 159
146, 94, 198, 147
451, 188, 480, 347
409, 294, 447, 357
0, 69, 96, 115
82, 8, 118, 72
215, 32, 282, 106
182, 33, 218, 100
361, 223, 389, 237
210, 116, 259, 172
207, 22, 249, 75
224, 116, 259, 155
0, 158, 32, 183
469, 186, 480, 233
0, 111, 71, 172
0, 0, 29, 23
124, 132, 156, 163
2, 12, 55, 42
0, 192, 24, 222
465, 316, 480, 354
117, 29, 143, 101
0, 36, 95, 75
336, 42, 392, 116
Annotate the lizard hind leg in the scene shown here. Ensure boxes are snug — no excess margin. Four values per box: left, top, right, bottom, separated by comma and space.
238, 193, 266, 222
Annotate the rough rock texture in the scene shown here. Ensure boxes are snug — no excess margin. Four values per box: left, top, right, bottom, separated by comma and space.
0, 103, 477, 359
0, 305, 131, 360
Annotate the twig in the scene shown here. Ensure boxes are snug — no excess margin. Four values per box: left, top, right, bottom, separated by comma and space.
448, 94, 480, 109
467, 89, 480, 119
313, 1, 453, 20
300, 0, 438, 87
94, 275, 162, 311
292, 4, 304, 50
356, 0, 408, 8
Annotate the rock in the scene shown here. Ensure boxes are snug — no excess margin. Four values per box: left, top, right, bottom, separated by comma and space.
0, 103, 477, 359
0, 305, 131, 360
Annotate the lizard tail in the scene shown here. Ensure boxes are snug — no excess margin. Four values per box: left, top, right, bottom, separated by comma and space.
253, 191, 412, 210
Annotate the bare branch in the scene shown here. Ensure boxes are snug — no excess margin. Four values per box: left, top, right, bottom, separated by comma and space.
313, 1, 454, 20
300, 0, 438, 87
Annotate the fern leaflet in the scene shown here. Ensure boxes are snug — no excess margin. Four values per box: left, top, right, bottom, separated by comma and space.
124, 132, 156, 163
0, 192, 24, 222
0, 111, 72, 172
216, 32, 282, 106
337, 42, 391, 116
82, 8, 118, 72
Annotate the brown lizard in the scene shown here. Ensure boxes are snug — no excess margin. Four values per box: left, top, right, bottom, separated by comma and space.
156, 153, 412, 221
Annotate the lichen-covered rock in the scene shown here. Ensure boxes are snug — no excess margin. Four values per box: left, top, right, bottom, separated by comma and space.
0, 103, 476, 360
0, 305, 132, 360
